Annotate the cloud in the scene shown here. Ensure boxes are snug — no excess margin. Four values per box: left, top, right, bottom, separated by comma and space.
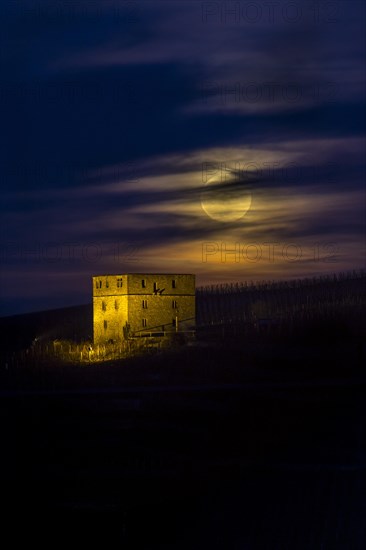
0, 0, 365, 314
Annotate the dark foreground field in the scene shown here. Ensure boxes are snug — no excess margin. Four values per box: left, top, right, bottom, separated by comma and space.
1, 338, 365, 549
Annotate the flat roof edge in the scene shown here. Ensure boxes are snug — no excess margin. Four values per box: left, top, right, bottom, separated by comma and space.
92, 273, 196, 277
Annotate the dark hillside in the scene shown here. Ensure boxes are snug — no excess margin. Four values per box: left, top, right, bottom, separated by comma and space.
0, 304, 92, 351
0, 272, 365, 548
0, 271, 364, 353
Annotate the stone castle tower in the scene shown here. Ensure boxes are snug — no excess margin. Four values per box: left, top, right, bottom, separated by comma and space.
93, 273, 195, 344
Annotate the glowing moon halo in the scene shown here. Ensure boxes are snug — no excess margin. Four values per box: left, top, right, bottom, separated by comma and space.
200, 175, 252, 223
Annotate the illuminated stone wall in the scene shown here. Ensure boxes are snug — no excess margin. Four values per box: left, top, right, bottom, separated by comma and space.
92, 274, 128, 344
92, 274, 195, 344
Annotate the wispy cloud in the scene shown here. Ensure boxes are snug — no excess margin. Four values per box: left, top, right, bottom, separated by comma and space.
0, 0, 364, 314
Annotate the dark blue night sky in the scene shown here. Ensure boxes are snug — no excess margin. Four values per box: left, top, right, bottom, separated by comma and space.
1, 0, 365, 315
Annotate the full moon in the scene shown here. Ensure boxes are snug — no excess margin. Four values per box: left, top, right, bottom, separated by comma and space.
201, 177, 252, 223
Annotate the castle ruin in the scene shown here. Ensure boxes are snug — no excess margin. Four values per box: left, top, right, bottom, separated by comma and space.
93, 273, 195, 344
